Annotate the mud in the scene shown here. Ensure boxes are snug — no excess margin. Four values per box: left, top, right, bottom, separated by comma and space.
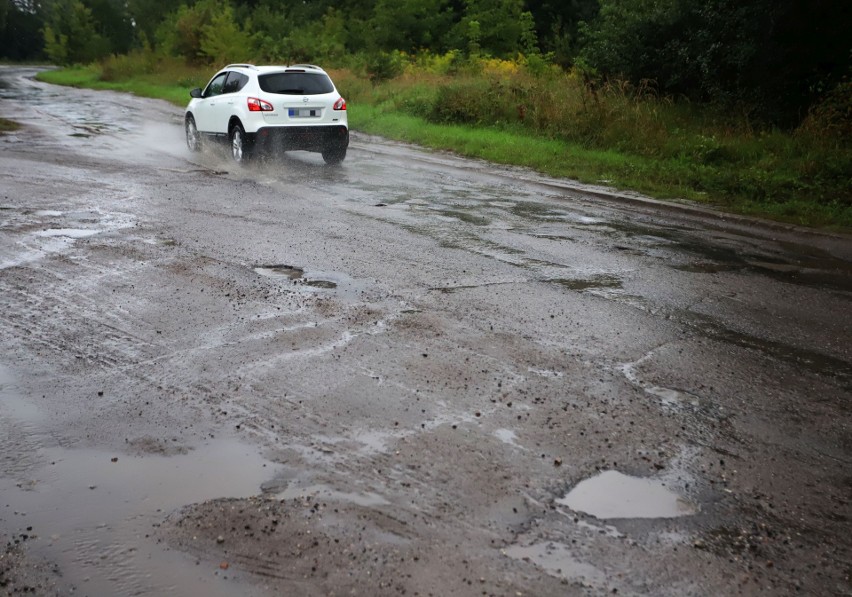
0, 65, 850, 595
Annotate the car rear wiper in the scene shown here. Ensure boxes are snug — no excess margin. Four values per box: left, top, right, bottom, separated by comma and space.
278, 88, 304, 94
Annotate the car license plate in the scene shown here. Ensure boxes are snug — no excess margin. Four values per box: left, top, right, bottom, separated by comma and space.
288, 108, 319, 118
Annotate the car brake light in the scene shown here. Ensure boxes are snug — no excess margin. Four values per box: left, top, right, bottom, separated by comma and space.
247, 97, 274, 112
333, 97, 347, 111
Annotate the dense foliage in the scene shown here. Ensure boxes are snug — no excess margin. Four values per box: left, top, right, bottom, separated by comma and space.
2, 0, 849, 127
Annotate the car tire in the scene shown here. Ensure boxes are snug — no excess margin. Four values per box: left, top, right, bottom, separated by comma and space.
229, 122, 253, 164
185, 115, 201, 152
321, 147, 346, 165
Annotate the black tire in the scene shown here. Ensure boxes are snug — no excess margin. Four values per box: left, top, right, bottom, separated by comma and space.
229, 122, 253, 164
321, 147, 347, 165
185, 115, 201, 152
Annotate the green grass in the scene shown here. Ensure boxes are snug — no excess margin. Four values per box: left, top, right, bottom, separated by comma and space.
36, 57, 851, 229
38, 65, 196, 106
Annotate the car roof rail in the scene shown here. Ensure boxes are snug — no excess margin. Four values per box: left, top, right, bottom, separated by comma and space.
223, 63, 257, 70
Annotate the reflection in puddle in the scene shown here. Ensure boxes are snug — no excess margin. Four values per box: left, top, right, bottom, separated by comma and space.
35, 228, 101, 238
505, 542, 606, 584
557, 470, 696, 519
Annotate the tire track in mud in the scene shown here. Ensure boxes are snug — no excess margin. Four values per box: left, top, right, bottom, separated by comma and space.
0, 264, 160, 372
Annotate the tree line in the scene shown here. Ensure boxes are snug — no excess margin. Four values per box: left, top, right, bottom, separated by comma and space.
1, 0, 849, 127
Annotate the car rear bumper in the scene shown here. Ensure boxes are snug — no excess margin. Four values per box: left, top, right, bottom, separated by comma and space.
253, 125, 349, 153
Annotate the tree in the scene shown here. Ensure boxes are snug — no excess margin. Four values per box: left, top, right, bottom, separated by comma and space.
42, 0, 110, 64
86, 0, 133, 54
369, 0, 456, 53
0, 1, 46, 61
579, 0, 852, 126
454, 0, 528, 58
199, 3, 253, 64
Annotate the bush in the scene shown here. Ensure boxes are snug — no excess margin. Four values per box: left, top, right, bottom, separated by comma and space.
797, 80, 852, 145
363, 51, 406, 82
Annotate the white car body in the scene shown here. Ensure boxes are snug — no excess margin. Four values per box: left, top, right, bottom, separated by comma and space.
185, 64, 349, 164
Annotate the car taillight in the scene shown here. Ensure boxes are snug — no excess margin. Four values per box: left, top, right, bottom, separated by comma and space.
247, 97, 274, 112
333, 97, 347, 111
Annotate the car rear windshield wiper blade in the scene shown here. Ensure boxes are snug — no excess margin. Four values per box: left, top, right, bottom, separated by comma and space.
279, 88, 304, 94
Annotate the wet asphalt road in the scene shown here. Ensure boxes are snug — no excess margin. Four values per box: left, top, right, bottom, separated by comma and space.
0, 66, 850, 596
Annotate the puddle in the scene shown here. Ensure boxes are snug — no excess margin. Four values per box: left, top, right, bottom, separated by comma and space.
434, 209, 490, 226
35, 228, 101, 238
0, 371, 277, 596
352, 429, 398, 454
494, 428, 521, 447
254, 264, 304, 279
254, 265, 338, 289
646, 386, 701, 408
505, 542, 606, 585
549, 275, 622, 292
556, 470, 696, 519
304, 279, 337, 289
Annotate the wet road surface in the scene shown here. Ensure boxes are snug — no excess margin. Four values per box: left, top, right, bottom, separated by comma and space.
0, 66, 850, 595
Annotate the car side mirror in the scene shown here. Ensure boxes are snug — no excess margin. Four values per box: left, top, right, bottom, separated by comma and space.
190, 88, 203, 99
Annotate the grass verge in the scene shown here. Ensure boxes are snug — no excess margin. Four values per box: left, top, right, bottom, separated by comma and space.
38, 65, 199, 106
36, 62, 851, 230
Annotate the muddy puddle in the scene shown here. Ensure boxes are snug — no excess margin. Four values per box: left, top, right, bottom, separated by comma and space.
556, 470, 697, 519
505, 542, 607, 586
549, 275, 622, 292
254, 264, 304, 279
254, 264, 368, 295
0, 368, 277, 596
34, 228, 102, 239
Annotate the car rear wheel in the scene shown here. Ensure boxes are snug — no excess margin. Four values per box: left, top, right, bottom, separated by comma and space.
321, 147, 346, 165
185, 115, 201, 152
230, 123, 252, 164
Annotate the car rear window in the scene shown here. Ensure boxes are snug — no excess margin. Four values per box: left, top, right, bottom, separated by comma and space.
258, 72, 334, 95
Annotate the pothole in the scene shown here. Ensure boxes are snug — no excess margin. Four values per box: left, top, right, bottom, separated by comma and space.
505, 542, 606, 585
0, 368, 277, 596
557, 470, 696, 519
254, 264, 304, 279
304, 279, 337, 289
549, 275, 622, 291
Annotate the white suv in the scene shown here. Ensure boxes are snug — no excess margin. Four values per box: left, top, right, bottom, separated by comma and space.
185, 64, 349, 165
